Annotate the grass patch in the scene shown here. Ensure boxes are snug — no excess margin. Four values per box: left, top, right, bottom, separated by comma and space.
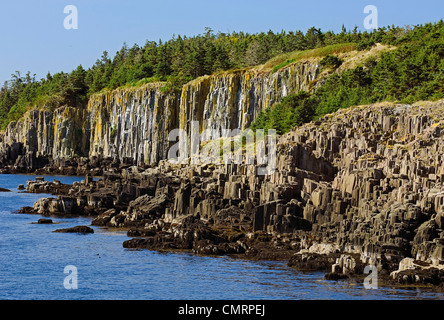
264, 43, 356, 72
121, 76, 166, 89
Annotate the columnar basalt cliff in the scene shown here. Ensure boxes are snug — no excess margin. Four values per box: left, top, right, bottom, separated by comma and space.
0, 61, 320, 171
18, 99, 444, 289
0, 106, 89, 172
87, 83, 180, 166
3, 54, 444, 289
179, 63, 320, 147
280, 101, 444, 283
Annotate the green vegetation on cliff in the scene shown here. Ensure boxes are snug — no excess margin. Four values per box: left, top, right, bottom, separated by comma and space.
0, 66, 88, 127
268, 43, 351, 73
250, 21, 444, 134
0, 21, 443, 130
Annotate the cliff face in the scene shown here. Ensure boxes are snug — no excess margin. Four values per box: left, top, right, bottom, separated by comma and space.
179, 63, 319, 152
277, 101, 444, 267
0, 106, 88, 170
87, 83, 180, 166
24, 100, 444, 281
0, 61, 320, 169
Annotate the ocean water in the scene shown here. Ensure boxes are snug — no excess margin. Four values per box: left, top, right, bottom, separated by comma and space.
0, 174, 443, 300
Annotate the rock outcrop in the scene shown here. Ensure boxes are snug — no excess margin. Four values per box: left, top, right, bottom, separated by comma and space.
0, 61, 321, 172
278, 101, 444, 284
17, 99, 444, 289
2, 48, 444, 289
0, 107, 88, 172
53, 225, 94, 234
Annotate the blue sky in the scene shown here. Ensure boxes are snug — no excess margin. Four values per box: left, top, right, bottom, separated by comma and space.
0, 0, 442, 84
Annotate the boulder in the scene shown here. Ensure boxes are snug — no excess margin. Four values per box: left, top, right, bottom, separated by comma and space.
37, 218, 53, 224
54, 225, 94, 233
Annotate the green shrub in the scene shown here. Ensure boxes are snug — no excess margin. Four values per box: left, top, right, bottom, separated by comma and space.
110, 126, 117, 140
250, 91, 315, 134
319, 55, 343, 69
356, 39, 376, 51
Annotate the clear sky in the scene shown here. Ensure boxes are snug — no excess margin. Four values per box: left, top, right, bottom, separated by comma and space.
0, 0, 442, 84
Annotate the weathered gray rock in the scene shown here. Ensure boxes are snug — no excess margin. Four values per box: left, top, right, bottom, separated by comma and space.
11, 99, 444, 288
0, 60, 322, 170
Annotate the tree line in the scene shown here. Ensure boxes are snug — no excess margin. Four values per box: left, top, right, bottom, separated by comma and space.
1, 22, 442, 130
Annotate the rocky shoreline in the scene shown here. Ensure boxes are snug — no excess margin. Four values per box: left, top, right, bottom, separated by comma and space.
7, 101, 444, 292
15, 172, 444, 291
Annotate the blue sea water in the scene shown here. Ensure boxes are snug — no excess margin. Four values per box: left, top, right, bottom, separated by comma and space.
0, 174, 443, 300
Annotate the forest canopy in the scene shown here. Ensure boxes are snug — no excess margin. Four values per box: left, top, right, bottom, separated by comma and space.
1, 21, 443, 131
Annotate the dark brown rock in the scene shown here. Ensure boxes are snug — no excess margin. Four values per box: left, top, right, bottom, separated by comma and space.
37, 218, 53, 224
287, 253, 341, 271
324, 272, 349, 281
53, 225, 94, 234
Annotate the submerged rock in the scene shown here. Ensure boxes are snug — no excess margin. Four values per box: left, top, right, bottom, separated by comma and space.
37, 218, 53, 224
53, 226, 94, 234
17, 206, 35, 214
